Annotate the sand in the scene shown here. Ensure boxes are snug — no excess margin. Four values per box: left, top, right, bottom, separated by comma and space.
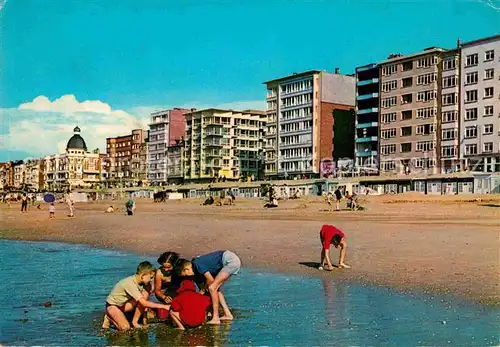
1, 194, 499, 306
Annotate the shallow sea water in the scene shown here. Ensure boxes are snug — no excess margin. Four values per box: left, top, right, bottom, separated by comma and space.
0, 240, 498, 346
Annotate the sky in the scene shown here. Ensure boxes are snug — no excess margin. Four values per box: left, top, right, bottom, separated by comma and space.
0, 0, 498, 161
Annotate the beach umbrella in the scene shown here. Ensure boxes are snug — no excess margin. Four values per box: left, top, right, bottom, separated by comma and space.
43, 193, 56, 203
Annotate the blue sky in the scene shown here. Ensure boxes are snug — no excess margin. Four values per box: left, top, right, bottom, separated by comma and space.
0, 0, 498, 160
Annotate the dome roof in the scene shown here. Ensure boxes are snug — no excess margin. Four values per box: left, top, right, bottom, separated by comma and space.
66, 126, 88, 151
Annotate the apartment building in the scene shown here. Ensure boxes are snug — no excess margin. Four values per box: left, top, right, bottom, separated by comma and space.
264, 70, 355, 178
12, 159, 44, 190
106, 129, 148, 187
440, 48, 461, 173
184, 109, 266, 182
378, 48, 445, 174
355, 63, 380, 173
13, 161, 26, 189
0, 162, 14, 190
459, 35, 500, 172
166, 139, 185, 184
148, 108, 192, 185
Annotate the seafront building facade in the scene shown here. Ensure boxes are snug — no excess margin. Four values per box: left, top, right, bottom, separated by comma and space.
184, 108, 266, 182
264, 70, 355, 178
378, 48, 444, 174
355, 63, 380, 173
12, 159, 44, 190
148, 108, 191, 185
459, 35, 500, 173
106, 129, 148, 187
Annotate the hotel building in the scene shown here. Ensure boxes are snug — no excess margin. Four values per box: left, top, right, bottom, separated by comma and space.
184, 109, 266, 182
378, 48, 444, 174
148, 108, 192, 185
264, 70, 355, 178
355, 63, 380, 173
459, 35, 500, 172
106, 129, 148, 187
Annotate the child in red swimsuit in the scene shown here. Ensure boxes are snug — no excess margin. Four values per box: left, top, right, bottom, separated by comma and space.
319, 224, 351, 270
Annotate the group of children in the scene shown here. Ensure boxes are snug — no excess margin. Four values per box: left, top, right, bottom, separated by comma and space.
103, 249, 241, 331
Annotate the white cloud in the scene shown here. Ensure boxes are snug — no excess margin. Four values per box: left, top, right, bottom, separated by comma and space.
0, 94, 264, 160
0, 0, 8, 12
476, 0, 500, 11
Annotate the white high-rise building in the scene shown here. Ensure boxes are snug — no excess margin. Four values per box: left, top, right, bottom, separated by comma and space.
459, 35, 500, 172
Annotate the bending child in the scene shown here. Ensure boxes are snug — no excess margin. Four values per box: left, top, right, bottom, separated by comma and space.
179, 250, 241, 325
102, 261, 170, 331
170, 279, 211, 330
319, 224, 351, 270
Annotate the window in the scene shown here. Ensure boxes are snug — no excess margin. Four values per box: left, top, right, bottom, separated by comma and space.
485, 50, 494, 62
484, 105, 494, 117
465, 126, 477, 138
465, 108, 478, 121
402, 61, 413, 71
417, 107, 436, 119
380, 144, 396, 155
442, 75, 457, 88
483, 124, 493, 135
484, 87, 493, 98
465, 71, 478, 85
416, 90, 437, 102
442, 128, 457, 140
402, 77, 413, 88
443, 58, 457, 71
416, 56, 438, 68
382, 97, 397, 108
442, 93, 457, 106
381, 128, 396, 139
401, 110, 412, 120
441, 145, 457, 158
416, 124, 435, 135
465, 144, 477, 156
416, 141, 435, 152
465, 90, 478, 103
382, 161, 396, 171
401, 94, 412, 104
382, 112, 397, 124
465, 53, 478, 67
401, 126, 412, 137
382, 80, 398, 92
484, 68, 494, 80
483, 142, 493, 153
417, 73, 437, 85
442, 111, 458, 123
400, 143, 412, 153
382, 64, 397, 76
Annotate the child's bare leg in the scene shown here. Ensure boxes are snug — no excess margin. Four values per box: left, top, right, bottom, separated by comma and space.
320, 249, 325, 268
131, 291, 149, 328
170, 311, 185, 330
338, 240, 350, 268
106, 305, 131, 331
207, 272, 230, 325
218, 291, 233, 320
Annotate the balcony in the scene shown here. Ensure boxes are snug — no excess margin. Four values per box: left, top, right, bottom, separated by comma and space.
357, 107, 379, 115
357, 78, 379, 86
280, 87, 313, 97
280, 155, 313, 162
279, 114, 313, 124
356, 122, 379, 129
356, 136, 378, 143
357, 93, 379, 101
279, 141, 313, 149
205, 142, 223, 147
204, 131, 223, 137
356, 150, 378, 157
279, 128, 312, 136
280, 101, 313, 111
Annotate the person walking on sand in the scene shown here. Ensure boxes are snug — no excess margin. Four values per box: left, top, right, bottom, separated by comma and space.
20, 193, 28, 213
334, 188, 342, 211
65, 190, 74, 217
319, 224, 350, 270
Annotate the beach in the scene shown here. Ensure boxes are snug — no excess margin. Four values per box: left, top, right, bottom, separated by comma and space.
1, 194, 499, 306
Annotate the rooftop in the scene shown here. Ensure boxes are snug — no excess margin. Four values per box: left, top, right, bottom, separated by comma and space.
378, 47, 445, 65
461, 34, 500, 47
185, 108, 266, 116
263, 70, 322, 85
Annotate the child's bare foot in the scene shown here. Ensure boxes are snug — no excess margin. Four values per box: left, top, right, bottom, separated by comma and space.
220, 315, 233, 321
132, 321, 144, 329
102, 315, 111, 329
207, 318, 221, 325
339, 263, 351, 269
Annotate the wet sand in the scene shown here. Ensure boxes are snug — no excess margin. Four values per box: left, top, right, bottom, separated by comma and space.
1, 193, 499, 306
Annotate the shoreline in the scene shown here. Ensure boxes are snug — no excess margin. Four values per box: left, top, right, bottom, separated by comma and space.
1, 195, 499, 307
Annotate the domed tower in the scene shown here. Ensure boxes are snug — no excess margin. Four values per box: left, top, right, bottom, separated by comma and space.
66, 126, 88, 152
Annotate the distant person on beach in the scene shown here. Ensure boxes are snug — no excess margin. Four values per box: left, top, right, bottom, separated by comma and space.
179, 250, 241, 325
334, 188, 342, 211
155, 252, 180, 304
105, 205, 115, 213
21, 193, 28, 213
170, 279, 211, 330
102, 261, 170, 331
49, 203, 55, 218
319, 224, 350, 270
125, 199, 135, 216
65, 191, 74, 217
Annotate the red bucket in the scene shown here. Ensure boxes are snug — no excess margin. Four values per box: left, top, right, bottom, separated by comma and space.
157, 308, 170, 320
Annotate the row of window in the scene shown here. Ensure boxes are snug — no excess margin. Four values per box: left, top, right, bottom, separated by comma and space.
280, 120, 313, 133
381, 124, 435, 138
465, 69, 495, 85
465, 50, 495, 67
380, 140, 436, 155
464, 142, 497, 155
281, 93, 313, 108
465, 87, 495, 103
381, 158, 437, 171
381, 56, 439, 76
